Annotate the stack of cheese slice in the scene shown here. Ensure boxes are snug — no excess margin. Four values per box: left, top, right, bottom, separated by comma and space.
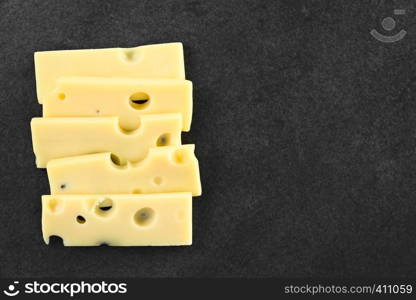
31, 42, 201, 246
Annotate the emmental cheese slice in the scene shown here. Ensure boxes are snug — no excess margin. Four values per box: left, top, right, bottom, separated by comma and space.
35, 42, 185, 103
47, 145, 202, 196
31, 114, 182, 168
42, 77, 192, 131
42, 193, 192, 246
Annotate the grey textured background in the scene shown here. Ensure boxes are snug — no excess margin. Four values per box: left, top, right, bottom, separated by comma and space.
1, 0, 416, 278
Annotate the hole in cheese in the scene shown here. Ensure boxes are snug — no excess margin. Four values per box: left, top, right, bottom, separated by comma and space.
153, 176, 162, 185
57, 93, 66, 100
95, 198, 113, 217
76, 215, 86, 224
129, 92, 150, 110
134, 208, 155, 227
173, 149, 188, 164
110, 153, 121, 165
124, 49, 140, 63
48, 235, 64, 246
156, 133, 170, 147
109, 153, 127, 167
47, 198, 61, 213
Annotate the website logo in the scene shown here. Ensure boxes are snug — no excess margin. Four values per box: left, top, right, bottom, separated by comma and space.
2, 280, 127, 297
370, 9, 406, 43
3, 281, 19, 297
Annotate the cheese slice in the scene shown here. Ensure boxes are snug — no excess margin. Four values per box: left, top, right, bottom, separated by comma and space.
42, 193, 192, 246
42, 77, 192, 131
31, 114, 182, 168
35, 42, 185, 103
47, 145, 201, 196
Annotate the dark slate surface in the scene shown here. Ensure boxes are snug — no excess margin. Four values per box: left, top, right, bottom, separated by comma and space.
0, 0, 416, 278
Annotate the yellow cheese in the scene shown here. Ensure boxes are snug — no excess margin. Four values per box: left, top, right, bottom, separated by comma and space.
42, 193, 192, 246
42, 77, 192, 131
35, 42, 185, 103
31, 114, 182, 168
47, 145, 201, 196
